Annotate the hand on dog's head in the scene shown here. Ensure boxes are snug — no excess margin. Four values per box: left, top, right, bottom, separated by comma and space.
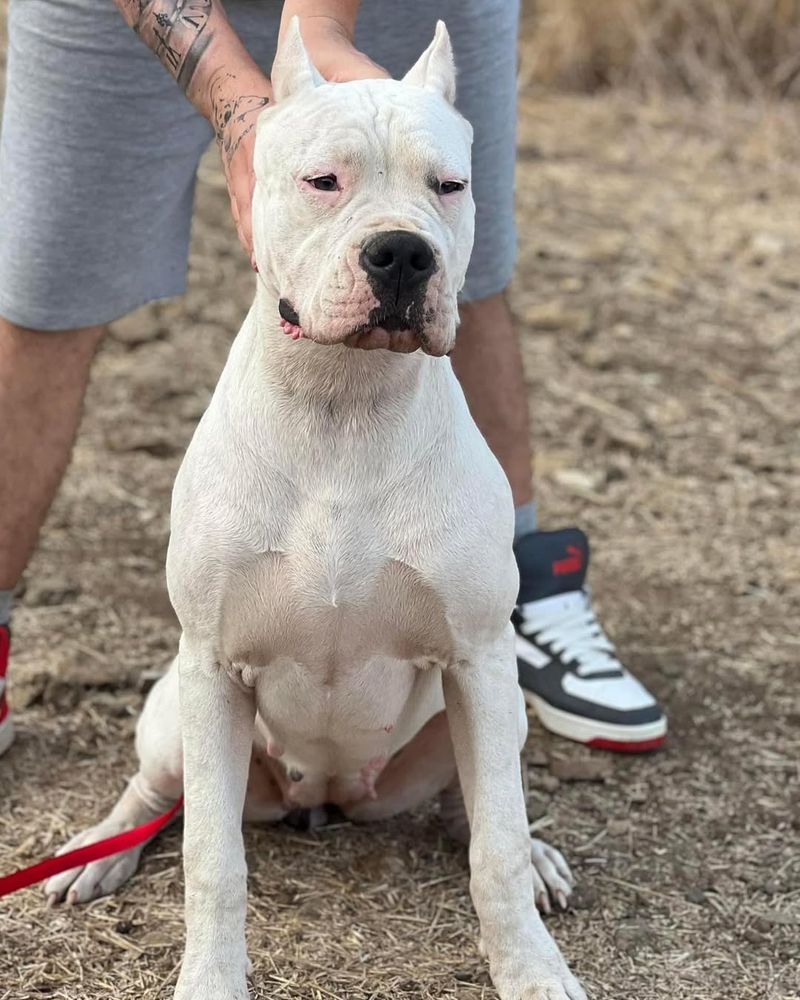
253, 19, 475, 357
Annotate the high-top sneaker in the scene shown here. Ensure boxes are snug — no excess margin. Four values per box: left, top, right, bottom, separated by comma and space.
0, 624, 13, 755
513, 528, 667, 752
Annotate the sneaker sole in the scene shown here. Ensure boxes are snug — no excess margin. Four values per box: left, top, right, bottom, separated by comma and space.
524, 692, 667, 753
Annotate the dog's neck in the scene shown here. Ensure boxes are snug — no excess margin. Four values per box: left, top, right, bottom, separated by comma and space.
248, 279, 435, 420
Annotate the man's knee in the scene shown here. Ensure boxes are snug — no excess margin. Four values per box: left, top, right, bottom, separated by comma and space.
458, 290, 508, 328
0, 315, 107, 364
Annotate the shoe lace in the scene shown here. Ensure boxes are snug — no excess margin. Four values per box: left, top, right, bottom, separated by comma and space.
519, 590, 623, 677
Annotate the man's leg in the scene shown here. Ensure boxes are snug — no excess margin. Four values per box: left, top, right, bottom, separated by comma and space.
452, 294, 534, 510
0, 319, 104, 754
0, 320, 104, 588
0, 0, 227, 756
454, 293, 667, 753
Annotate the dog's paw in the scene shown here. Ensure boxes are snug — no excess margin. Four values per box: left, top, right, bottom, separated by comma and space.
492, 956, 586, 1000
493, 952, 586, 1000
526, 978, 587, 1000
43, 820, 146, 906
530, 838, 574, 915
175, 963, 250, 1000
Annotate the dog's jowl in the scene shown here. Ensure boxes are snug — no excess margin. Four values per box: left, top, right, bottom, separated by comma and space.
46, 20, 587, 1000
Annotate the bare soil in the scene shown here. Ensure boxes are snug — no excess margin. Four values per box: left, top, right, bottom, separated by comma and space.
1, 17, 799, 1000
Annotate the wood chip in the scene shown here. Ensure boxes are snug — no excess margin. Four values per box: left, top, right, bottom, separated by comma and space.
549, 757, 612, 782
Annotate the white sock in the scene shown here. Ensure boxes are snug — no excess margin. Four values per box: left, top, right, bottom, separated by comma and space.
0, 590, 13, 626
514, 501, 537, 542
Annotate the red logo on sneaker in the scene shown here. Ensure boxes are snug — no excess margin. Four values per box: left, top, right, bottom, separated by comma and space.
552, 545, 583, 576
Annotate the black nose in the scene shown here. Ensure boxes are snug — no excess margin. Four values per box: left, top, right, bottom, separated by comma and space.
360, 231, 436, 299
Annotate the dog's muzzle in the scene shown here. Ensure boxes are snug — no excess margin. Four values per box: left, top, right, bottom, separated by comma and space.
277, 230, 446, 354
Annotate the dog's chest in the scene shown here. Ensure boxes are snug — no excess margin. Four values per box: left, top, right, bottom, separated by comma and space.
218, 535, 450, 799
220, 536, 453, 672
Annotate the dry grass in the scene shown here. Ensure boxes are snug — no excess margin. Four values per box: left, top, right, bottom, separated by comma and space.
521, 0, 800, 98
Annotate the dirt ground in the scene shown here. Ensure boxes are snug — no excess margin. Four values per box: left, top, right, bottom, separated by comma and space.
1, 13, 799, 1000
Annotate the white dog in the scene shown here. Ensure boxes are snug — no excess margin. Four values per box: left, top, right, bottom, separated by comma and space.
46, 21, 586, 1000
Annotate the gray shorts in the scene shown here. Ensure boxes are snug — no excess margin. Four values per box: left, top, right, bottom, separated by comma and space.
0, 0, 519, 330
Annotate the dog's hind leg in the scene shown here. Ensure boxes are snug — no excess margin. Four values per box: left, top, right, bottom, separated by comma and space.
340, 710, 458, 822
439, 777, 574, 914
340, 696, 524, 830
44, 658, 184, 905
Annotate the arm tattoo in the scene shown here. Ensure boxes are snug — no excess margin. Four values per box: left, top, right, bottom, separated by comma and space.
209, 71, 270, 164
128, 0, 216, 94
116, 0, 270, 159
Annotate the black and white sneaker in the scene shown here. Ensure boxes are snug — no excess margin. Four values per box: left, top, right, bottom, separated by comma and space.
513, 528, 667, 752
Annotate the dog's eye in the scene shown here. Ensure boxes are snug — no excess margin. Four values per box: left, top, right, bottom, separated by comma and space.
438, 180, 466, 196
305, 174, 339, 192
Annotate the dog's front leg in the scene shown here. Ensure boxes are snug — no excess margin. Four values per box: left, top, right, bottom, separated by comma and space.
174, 634, 255, 1000
443, 623, 586, 1000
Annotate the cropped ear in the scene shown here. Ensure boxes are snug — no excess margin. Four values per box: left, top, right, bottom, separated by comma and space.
271, 16, 324, 102
402, 21, 456, 104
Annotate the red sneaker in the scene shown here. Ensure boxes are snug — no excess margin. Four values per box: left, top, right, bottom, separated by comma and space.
0, 625, 13, 756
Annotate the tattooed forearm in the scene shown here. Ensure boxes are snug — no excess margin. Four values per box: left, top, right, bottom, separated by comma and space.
151, 0, 214, 93
113, 0, 271, 173
116, 0, 154, 27
114, 0, 216, 95
208, 71, 270, 163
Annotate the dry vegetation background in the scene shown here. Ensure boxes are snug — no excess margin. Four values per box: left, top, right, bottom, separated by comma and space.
1, 3, 799, 1000
522, 0, 800, 97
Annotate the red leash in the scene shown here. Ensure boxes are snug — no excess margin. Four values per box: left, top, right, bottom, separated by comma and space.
0, 797, 183, 898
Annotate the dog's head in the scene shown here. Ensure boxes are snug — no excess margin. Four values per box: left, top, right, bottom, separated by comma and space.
252, 20, 475, 357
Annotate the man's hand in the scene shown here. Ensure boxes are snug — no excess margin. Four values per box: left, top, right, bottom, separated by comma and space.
292, 15, 388, 83
210, 71, 272, 261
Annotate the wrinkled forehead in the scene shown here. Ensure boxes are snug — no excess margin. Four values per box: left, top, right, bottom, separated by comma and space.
258, 80, 473, 179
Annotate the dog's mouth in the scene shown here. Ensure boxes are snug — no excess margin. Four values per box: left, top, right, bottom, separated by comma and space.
344, 312, 426, 354
278, 300, 434, 355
